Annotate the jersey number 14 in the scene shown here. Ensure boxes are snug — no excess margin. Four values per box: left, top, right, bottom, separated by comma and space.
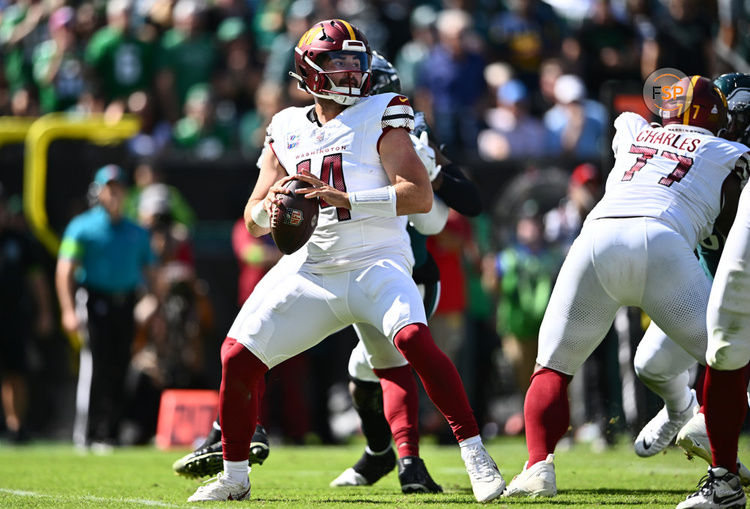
296, 154, 351, 221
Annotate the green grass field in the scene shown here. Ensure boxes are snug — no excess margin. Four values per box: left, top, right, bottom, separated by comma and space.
0, 436, 748, 508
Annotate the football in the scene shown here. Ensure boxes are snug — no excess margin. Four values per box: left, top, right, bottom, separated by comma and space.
270, 178, 319, 254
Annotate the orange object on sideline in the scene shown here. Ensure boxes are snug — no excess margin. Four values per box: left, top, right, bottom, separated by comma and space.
155, 389, 219, 450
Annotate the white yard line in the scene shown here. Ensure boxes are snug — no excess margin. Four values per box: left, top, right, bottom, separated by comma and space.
0, 488, 188, 507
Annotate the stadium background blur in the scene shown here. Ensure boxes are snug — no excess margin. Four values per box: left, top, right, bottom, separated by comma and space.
1, 0, 749, 447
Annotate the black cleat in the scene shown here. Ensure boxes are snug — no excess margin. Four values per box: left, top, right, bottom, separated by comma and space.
172, 424, 270, 479
196, 425, 222, 450
173, 441, 223, 479
398, 456, 443, 493
330, 448, 396, 486
249, 425, 270, 465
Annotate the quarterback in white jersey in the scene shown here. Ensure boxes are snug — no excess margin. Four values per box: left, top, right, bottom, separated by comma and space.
188, 19, 504, 504
263, 92, 415, 273
503, 76, 747, 501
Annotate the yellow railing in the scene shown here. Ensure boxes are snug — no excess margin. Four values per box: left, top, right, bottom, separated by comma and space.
20, 113, 140, 253
0, 117, 36, 147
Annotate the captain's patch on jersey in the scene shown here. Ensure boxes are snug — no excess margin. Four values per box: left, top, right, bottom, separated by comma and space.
382, 95, 414, 131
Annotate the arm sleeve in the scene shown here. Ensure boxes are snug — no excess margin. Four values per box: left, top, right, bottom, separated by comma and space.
409, 196, 449, 235
434, 164, 482, 217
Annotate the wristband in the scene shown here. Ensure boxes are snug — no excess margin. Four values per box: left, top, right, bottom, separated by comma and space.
348, 185, 397, 217
250, 201, 270, 228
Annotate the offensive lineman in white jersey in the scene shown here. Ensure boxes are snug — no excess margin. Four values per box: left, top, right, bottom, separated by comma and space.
187, 19, 504, 503
502, 76, 748, 501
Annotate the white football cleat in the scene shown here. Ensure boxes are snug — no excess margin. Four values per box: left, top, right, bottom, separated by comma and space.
676, 411, 750, 486
330, 468, 369, 487
461, 443, 505, 502
634, 390, 697, 457
676, 466, 746, 509
502, 454, 557, 497
329, 448, 396, 487
187, 472, 251, 502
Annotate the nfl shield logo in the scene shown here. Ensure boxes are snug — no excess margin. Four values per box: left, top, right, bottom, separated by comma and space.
314, 129, 326, 143
283, 208, 303, 226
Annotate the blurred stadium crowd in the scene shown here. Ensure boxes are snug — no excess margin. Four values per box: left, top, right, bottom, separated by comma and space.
1, 0, 749, 448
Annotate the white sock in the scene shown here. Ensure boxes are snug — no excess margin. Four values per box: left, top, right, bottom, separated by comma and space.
458, 435, 482, 449
224, 460, 249, 485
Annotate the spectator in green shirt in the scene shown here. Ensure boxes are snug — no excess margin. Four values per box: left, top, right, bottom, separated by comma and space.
85, 0, 156, 104
0, 0, 48, 95
155, 0, 219, 122
171, 84, 234, 159
32, 6, 87, 113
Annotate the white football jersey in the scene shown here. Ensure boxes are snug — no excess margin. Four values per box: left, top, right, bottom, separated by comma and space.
588, 112, 750, 248
266, 93, 415, 272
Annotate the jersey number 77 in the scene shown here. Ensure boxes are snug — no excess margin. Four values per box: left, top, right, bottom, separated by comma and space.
622, 144, 694, 187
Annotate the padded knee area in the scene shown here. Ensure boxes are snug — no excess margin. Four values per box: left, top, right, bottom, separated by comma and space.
634, 345, 677, 384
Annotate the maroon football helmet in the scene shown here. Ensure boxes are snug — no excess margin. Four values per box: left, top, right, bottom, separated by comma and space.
661, 75, 729, 135
290, 19, 371, 106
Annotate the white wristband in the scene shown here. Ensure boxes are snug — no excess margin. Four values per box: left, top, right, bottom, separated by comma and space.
348, 185, 397, 217
250, 201, 270, 228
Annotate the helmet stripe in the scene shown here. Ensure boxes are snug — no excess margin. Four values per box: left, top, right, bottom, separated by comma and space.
336, 19, 356, 40
682, 75, 700, 125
